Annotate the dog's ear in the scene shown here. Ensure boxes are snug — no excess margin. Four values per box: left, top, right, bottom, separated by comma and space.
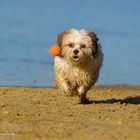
57, 31, 67, 47
57, 31, 68, 58
88, 32, 99, 58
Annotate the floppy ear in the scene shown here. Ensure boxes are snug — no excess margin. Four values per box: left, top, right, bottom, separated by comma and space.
88, 32, 99, 58
57, 31, 67, 58
57, 31, 67, 47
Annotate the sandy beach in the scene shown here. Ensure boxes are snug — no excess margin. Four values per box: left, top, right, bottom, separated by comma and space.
0, 86, 140, 140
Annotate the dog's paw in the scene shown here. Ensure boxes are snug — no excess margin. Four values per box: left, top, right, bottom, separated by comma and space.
79, 97, 90, 104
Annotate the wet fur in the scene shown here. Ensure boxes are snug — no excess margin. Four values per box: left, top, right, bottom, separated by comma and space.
54, 29, 103, 103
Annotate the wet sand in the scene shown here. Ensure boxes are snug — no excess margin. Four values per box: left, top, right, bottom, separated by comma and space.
0, 86, 140, 140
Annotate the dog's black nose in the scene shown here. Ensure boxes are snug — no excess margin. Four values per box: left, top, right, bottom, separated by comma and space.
74, 49, 79, 54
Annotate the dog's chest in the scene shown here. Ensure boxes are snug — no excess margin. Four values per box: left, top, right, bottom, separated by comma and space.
65, 64, 93, 83
55, 57, 97, 84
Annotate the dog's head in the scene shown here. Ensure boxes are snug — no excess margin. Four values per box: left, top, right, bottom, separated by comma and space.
57, 29, 99, 64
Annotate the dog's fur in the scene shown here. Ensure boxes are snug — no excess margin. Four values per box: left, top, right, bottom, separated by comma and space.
54, 29, 103, 103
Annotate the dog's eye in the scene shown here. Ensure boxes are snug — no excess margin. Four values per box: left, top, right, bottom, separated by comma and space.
80, 44, 86, 48
68, 43, 74, 48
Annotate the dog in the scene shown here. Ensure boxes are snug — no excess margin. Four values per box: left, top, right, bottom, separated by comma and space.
54, 29, 103, 103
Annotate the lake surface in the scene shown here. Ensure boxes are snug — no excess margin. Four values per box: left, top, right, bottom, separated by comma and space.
0, 0, 140, 87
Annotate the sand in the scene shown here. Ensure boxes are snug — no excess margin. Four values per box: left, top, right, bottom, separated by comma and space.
0, 86, 140, 140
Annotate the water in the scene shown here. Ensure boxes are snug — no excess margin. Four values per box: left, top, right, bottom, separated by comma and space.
0, 0, 140, 87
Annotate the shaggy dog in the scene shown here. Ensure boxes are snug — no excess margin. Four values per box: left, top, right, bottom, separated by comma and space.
54, 29, 103, 103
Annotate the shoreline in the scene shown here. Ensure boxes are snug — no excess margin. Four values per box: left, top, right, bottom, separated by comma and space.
0, 84, 140, 88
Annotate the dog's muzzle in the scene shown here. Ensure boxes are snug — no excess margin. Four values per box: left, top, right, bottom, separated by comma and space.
73, 49, 79, 55
72, 49, 80, 62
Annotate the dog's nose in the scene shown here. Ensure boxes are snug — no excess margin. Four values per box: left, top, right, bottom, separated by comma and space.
73, 49, 79, 54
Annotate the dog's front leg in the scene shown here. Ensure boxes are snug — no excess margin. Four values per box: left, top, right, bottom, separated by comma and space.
61, 81, 74, 96
78, 86, 89, 103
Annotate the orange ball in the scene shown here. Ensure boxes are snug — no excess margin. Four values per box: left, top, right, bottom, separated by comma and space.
49, 45, 62, 56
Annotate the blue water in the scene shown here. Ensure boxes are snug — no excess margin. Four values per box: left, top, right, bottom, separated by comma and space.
0, 0, 140, 87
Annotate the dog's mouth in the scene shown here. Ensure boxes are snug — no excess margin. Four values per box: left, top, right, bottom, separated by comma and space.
72, 56, 80, 62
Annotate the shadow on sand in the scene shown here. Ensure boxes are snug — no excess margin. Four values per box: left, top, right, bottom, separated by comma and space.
85, 96, 140, 105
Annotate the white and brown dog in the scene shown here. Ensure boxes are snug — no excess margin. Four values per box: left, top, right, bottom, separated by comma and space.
54, 29, 103, 103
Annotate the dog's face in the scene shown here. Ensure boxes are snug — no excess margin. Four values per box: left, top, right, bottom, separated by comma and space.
57, 29, 99, 64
